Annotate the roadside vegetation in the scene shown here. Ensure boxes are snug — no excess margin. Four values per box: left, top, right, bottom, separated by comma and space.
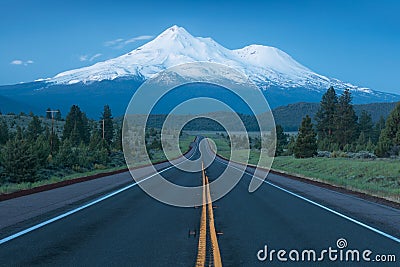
207, 132, 400, 202
0, 105, 123, 194
205, 87, 400, 203
0, 106, 194, 194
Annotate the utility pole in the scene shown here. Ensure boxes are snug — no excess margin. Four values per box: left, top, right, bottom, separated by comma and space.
46, 110, 59, 155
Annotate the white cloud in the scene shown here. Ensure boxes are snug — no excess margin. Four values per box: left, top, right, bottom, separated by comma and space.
79, 55, 88, 62
90, 53, 102, 61
79, 53, 102, 62
10, 59, 34, 66
124, 35, 154, 44
104, 38, 124, 47
11, 60, 23, 65
104, 35, 153, 49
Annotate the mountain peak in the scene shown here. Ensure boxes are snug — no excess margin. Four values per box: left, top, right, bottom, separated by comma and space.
155, 25, 192, 41
49, 25, 368, 94
166, 25, 185, 32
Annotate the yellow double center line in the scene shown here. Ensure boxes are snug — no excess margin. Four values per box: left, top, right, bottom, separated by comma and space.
195, 162, 207, 267
195, 162, 222, 267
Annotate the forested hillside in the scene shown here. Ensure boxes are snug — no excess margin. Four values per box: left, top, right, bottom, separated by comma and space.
273, 102, 398, 131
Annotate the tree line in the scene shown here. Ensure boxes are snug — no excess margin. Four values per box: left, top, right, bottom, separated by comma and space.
275, 87, 400, 158
0, 105, 123, 185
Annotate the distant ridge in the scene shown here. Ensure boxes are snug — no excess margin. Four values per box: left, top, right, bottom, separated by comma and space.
273, 102, 399, 131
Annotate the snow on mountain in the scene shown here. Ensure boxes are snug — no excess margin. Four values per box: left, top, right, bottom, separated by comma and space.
50, 25, 371, 94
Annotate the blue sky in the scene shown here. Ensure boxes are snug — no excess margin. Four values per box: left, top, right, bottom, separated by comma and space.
1, 0, 399, 94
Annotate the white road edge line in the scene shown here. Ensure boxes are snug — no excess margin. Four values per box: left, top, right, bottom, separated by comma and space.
0, 143, 198, 245
214, 156, 400, 244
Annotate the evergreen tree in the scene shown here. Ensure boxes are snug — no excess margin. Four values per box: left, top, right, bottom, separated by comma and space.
315, 87, 338, 143
76, 143, 91, 169
335, 89, 358, 149
46, 108, 52, 119
365, 138, 375, 152
274, 124, 289, 156
1, 132, 38, 183
0, 118, 9, 145
34, 134, 51, 167
55, 138, 78, 168
100, 105, 114, 146
26, 115, 43, 140
114, 125, 123, 151
50, 132, 61, 155
376, 102, 400, 157
55, 109, 62, 121
286, 135, 296, 156
294, 115, 317, 158
43, 124, 60, 155
372, 115, 386, 143
276, 125, 289, 146
15, 126, 23, 139
63, 105, 90, 145
317, 137, 330, 151
88, 129, 109, 165
358, 110, 373, 141
265, 132, 276, 157
356, 132, 366, 152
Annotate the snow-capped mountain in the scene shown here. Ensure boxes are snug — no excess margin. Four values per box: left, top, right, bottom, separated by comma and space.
49, 25, 369, 93
1, 25, 399, 117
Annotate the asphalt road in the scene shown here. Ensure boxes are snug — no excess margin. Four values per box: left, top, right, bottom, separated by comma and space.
0, 138, 399, 266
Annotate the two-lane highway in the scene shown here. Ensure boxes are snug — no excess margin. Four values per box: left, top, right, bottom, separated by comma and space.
0, 137, 399, 266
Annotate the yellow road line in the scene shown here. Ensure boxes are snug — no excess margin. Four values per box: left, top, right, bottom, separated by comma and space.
195, 162, 207, 267
206, 175, 223, 267
195, 161, 223, 267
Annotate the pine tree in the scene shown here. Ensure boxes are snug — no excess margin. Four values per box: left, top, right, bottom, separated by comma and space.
286, 135, 296, 156
100, 105, 114, 146
1, 133, 38, 183
55, 109, 62, 121
372, 116, 386, 144
294, 115, 317, 158
358, 110, 373, 141
274, 124, 288, 156
34, 134, 51, 167
26, 115, 43, 140
356, 131, 366, 152
315, 87, 338, 143
335, 89, 358, 149
55, 138, 78, 168
365, 138, 375, 153
50, 132, 61, 154
0, 118, 9, 145
376, 135, 392, 157
376, 102, 400, 157
114, 125, 123, 151
76, 143, 91, 169
46, 108, 52, 119
63, 105, 90, 145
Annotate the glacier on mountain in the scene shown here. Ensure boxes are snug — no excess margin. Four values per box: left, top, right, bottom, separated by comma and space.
50, 25, 372, 94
